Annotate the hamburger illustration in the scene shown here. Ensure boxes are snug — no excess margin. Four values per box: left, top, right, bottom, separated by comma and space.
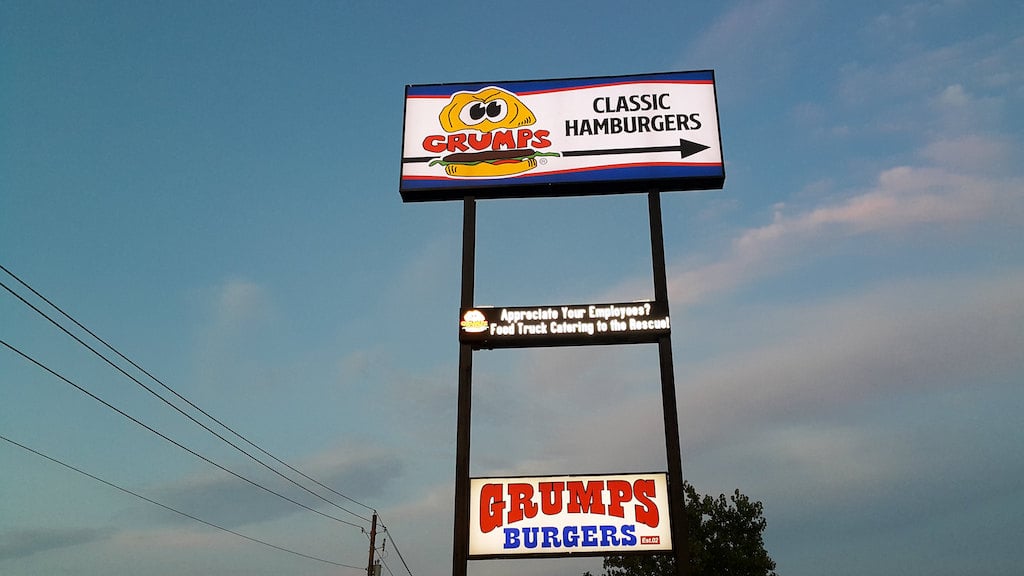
429, 148, 557, 177
460, 309, 488, 333
430, 87, 558, 177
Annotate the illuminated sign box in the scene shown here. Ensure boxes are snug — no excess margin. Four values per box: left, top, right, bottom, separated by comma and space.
460, 301, 670, 349
470, 473, 673, 559
401, 70, 723, 202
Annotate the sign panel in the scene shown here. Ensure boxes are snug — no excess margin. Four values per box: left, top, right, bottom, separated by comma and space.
470, 473, 673, 558
401, 70, 723, 202
460, 301, 670, 349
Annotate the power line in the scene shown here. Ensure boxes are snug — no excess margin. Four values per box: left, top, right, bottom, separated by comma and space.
378, 515, 415, 576
373, 533, 401, 576
0, 338, 364, 531
2, 264, 416, 574
1, 263, 375, 516
0, 433, 364, 571
0, 268, 371, 523
362, 526, 398, 576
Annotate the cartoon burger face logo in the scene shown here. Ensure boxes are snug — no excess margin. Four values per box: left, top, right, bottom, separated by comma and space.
427, 87, 558, 178
439, 87, 536, 133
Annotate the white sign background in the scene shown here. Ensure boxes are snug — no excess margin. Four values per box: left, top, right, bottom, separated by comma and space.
403, 83, 720, 173
469, 473, 673, 558
400, 71, 723, 200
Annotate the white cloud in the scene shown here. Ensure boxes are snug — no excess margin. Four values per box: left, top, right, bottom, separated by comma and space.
919, 133, 1014, 173
192, 278, 279, 391
0, 527, 113, 560
678, 270, 1024, 441
212, 279, 270, 331
667, 143, 1019, 310
833, 11, 1021, 140
374, 482, 455, 574
111, 526, 239, 552
688, 0, 809, 70
937, 83, 971, 107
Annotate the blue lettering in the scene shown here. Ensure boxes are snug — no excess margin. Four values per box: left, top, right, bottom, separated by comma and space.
600, 525, 619, 546
541, 526, 560, 548
563, 526, 580, 547
503, 528, 520, 549
504, 525, 640, 550
522, 527, 539, 549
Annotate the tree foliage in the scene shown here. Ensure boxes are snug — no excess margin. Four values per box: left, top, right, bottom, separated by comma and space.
593, 482, 776, 576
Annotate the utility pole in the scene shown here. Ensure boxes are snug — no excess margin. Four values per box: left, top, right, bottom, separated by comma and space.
366, 512, 378, 576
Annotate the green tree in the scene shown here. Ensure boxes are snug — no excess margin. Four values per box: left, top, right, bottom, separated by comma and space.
592, 482, 776, 576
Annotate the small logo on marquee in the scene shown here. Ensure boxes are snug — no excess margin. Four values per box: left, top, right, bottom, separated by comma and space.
641, 535, 661, 545
460, 309, 488, 333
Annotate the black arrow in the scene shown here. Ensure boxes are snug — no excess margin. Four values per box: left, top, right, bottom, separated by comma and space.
402, 139, 710, 164
562, 138, 709, 159
402, 155, 437, 164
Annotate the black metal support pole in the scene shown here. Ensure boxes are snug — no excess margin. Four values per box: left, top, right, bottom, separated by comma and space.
648, 192, 689, 576
452, 197, 476, 576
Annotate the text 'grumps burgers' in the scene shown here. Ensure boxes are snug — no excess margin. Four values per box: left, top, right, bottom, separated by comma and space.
430, 87, 559, 178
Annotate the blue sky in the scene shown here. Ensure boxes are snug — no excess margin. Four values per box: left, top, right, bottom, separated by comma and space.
2, 1, 1022, 575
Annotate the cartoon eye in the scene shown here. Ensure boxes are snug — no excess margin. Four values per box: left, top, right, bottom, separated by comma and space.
459, 99, 508, 126
485, 99, 506, 120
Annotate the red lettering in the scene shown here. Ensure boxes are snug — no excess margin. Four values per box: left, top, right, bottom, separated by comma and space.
606, 480, 632, 519
566, 481, 605, 515
479, 477, 658, 532
516, 129, 533, 149
538, 481, 564, 515
422, 129, 553, 154
422, 135, 446, 153
633, 479, 659, 528
491, 130, 516, 150
447, 133, 468, 152
467, 132, 492, 151
480, 483, 505, 533
507, 483, 537, 524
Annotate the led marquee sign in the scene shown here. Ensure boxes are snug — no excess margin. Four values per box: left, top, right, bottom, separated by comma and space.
460, 301, 670, 349
470, 473, 673, 558
401, 70, 723, 202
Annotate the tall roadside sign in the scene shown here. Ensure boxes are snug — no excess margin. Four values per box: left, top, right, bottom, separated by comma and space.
399, 70, 724, 576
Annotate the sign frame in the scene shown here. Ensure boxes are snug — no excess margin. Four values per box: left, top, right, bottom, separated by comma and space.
401, 70, 724, 202
460, 301, 670, 349
469, 472, 674, 560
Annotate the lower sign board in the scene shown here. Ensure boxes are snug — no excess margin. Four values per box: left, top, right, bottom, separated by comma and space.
460, 301, 670, 349
401, 70, 723, 201
470, 473, 673, 558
